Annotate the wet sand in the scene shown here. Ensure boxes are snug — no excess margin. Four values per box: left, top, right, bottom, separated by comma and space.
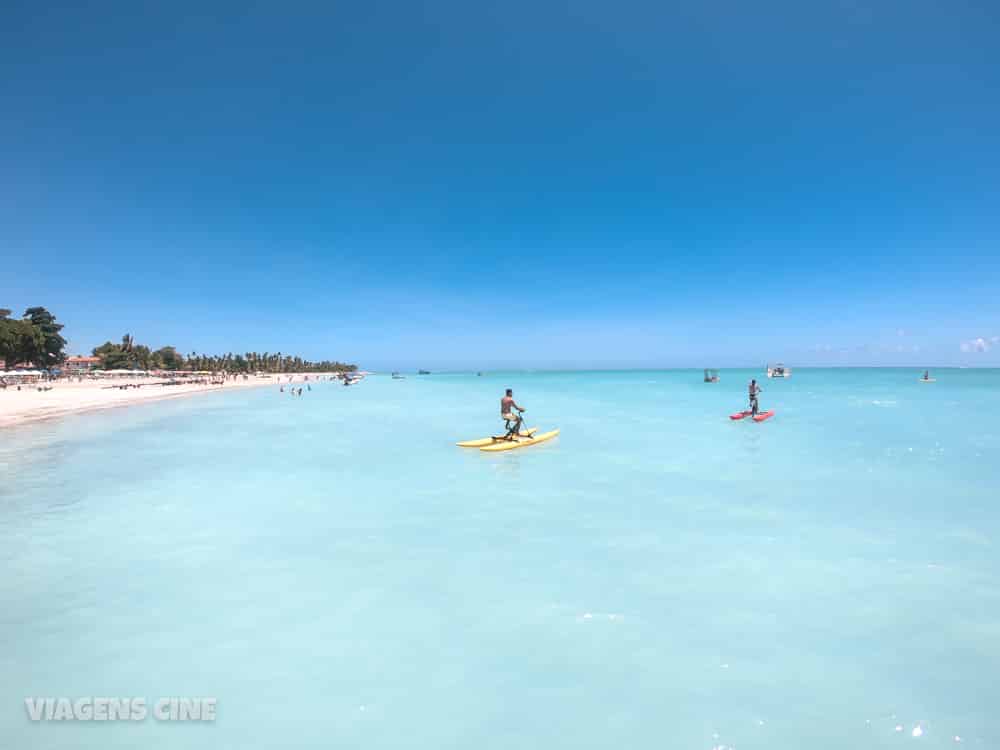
0, 374, 334, 429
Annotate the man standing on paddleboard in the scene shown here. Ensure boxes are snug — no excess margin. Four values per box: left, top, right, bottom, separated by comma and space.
748, 379, 762, 417
501, 389, 525, 437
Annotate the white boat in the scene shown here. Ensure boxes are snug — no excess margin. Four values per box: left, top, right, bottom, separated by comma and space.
766, 363, 791, 379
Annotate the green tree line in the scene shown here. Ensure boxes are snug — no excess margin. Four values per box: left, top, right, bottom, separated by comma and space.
92, 334, 357, 373
1, 306, 356, 373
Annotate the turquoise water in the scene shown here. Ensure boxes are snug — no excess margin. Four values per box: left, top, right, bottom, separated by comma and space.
2, 369, 999, 749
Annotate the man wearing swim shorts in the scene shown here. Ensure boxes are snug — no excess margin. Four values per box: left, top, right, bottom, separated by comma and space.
501, 388, 525, 437
748, 379, 761, 417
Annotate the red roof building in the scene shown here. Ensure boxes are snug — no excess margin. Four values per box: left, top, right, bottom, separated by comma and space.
64, 356, 102, 372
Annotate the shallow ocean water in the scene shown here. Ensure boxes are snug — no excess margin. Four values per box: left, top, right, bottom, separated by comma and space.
2, 369, 999, 749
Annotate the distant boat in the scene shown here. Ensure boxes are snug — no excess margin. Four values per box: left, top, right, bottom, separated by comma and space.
476, 372, 483, 376
418, 369, 431, 375
767, 363, 791, 379
703, 368, 719, 383
391, 372, 406, 379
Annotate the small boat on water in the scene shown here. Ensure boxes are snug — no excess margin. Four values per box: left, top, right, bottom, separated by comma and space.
767, 363, 791, 379
703, 368, 719, 383
391, 372, 406, 379
418, 369, 431, 375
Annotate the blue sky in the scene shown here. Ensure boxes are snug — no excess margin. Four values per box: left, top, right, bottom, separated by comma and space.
3, 0, 998, 369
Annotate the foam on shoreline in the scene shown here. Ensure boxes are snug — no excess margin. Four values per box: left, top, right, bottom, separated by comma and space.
0, 373, 336, 429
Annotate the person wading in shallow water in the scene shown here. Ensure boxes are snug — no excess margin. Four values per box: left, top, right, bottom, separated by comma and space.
500, 388, 525, 438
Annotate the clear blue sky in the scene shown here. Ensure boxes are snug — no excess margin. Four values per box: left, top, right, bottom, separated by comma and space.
3, 0, 998, 369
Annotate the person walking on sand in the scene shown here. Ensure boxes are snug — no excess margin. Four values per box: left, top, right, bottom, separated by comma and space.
500, 388, 525, 438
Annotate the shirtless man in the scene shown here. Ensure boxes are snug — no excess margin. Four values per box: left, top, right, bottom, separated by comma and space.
748, 379, 762, 417
501, 388, 525, 437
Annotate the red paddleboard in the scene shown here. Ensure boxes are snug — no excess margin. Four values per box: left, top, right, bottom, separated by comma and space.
752, 410, 775, 422
730, 411, 752, 420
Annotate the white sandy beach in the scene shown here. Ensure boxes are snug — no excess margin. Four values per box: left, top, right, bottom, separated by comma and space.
0, 373, 338, 429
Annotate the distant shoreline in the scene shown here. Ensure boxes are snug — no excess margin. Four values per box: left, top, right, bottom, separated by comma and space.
384, 366, 991, 373
0, 373, 335, 430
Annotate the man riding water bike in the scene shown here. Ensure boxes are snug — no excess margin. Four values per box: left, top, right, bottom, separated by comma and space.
748, 379, 762, 417
501, 388, 525, 438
